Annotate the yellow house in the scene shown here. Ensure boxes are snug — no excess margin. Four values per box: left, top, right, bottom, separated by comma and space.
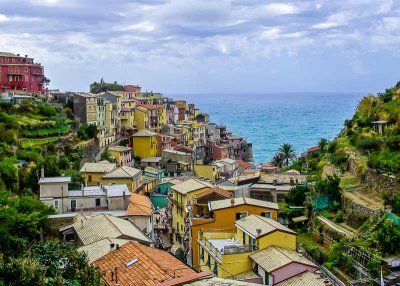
191, 197, 279, 271
108, 146, 133, 167
194, 164, 221, 182
132, 130, 158, 159
100, 166, 142, 192
120, 108, 136, 130
171, 179, 213, 247
80, 162, 116, 186
134, 106, 149, 131
198, 214, 296, 278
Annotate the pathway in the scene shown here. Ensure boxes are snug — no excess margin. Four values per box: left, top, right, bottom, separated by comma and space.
317, 216, 355, 238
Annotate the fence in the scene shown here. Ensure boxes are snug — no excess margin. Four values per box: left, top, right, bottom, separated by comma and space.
385, 212, 400, 225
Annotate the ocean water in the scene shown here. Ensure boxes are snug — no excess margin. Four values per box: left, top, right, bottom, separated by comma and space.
169, 93, 363, 163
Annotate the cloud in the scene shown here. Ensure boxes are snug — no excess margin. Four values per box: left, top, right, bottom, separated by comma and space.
1, 0, 399, 92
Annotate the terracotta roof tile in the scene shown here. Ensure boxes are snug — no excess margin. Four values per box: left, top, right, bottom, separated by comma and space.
127, 193, 153, 216
194, 188, 232, 200
236, 160, 250, 169
93, 241, 196, 286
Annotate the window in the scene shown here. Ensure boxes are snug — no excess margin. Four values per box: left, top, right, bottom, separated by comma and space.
213, 263, 218, 275
25, 67, 28, 72
261, 212, 271, 219
242, 231, 246, 244
236, 211, 248, 220
95, 198, 100, 207
71, 200, 76, 212
200, 247, 204, 260
88, 175, 92, 182
54, 200, 59, 211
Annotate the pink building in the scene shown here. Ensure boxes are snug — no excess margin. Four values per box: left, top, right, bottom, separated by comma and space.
157, 134, 172, 156
250, 246, 319, 285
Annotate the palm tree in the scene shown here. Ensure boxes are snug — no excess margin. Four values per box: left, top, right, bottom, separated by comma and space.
271, 153, 284, 168
278, 143, 296, 167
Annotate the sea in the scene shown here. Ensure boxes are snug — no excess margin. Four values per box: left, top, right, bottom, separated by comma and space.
169, 92, 364, 164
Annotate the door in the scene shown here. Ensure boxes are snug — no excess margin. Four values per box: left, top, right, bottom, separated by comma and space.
71, 200, 76, 212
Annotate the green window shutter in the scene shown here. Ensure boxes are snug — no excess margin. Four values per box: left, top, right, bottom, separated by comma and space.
200, 248, 204, 260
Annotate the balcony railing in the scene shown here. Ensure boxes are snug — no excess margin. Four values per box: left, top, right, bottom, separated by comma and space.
198, 237, 257, 262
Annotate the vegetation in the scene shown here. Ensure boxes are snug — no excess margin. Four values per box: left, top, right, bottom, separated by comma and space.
272, 143, 296, 167
77, 124, 98, 141
285, 185, 308, 206
90, 78, 124, 94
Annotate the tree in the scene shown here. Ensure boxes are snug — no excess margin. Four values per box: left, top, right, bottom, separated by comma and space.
0, 158, 19, 192
372, 221, 400, 254
315, 175, 342, 203
277, 143, 296, 167
271, 153, 284, 168
286, 185, 308, 206
318, 138, 329, 153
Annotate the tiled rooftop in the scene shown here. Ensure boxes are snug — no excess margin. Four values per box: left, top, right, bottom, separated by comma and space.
59, 214, 152, 245
275, 271, 325, 286
80, 162, 116, 173
127, 193, 153, 216
102, 166, 142, 179
236, 215, 295, 238
250, 246, 315, 273
92, 241, 196, 286
208, 197, 279, 211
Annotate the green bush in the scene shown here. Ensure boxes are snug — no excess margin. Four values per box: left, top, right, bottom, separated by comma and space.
335, 210, 344, 223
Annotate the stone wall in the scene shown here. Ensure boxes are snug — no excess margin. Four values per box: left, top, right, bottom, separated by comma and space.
343, 196, 380, 217
365, 168, 400, 197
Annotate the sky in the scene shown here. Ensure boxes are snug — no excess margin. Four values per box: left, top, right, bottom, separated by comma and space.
1, 0, 400, 93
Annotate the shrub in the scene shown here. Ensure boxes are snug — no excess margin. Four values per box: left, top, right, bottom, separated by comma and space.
335, 210, 344, 223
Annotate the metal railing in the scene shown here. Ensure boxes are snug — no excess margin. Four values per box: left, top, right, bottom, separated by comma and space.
199, 237, 256, 262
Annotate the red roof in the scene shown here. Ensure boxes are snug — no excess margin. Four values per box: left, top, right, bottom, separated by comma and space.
307, 146, 321, 153
237, 159, 250, 169
93, 241, 196, 286
194, 188, 233, 200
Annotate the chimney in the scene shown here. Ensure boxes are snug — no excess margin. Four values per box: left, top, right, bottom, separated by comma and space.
272, 179, 277, 186
110, 243, 115, 252
230, 198, 235, 207
116, 244, 120, 250
41, 167, 45, 179
256, 228, 262, 236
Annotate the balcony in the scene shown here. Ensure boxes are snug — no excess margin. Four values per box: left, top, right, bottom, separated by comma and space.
198, 233, 257, 262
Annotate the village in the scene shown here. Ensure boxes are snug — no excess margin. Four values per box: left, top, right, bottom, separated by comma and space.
1, 52, 400, 286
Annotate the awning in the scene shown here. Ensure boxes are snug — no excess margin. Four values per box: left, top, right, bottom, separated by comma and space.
292, 216, 308, 223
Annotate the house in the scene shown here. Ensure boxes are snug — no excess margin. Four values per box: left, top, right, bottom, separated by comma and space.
260, 162, 278, 173
198, 215, 297, 279
59, 213, 152, 246
372, 120, 389, 135
250, 246, 319, 285
140, 157, 163, 168
132, 129, 158, 159
249, 183, 292, 203
274, 271, 325, 286
65, 184, 130, 213
190, 197, 279, 271
237, 159, 250, 175
39, 176, 71, 213
127, 193, 153, 234
171, 179, 213, 247
194, 164, 221, 182
78, 238, 131, 263
80, 162, 116, 186
214, 158, 238, 178
161, 149, 193, 176
101, 166, 142, 192
144, 166, 165, 181
108, 146, 133, 167
134, 106, 150, 131
157, 133, 172, 156
92, 241, 209, 286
